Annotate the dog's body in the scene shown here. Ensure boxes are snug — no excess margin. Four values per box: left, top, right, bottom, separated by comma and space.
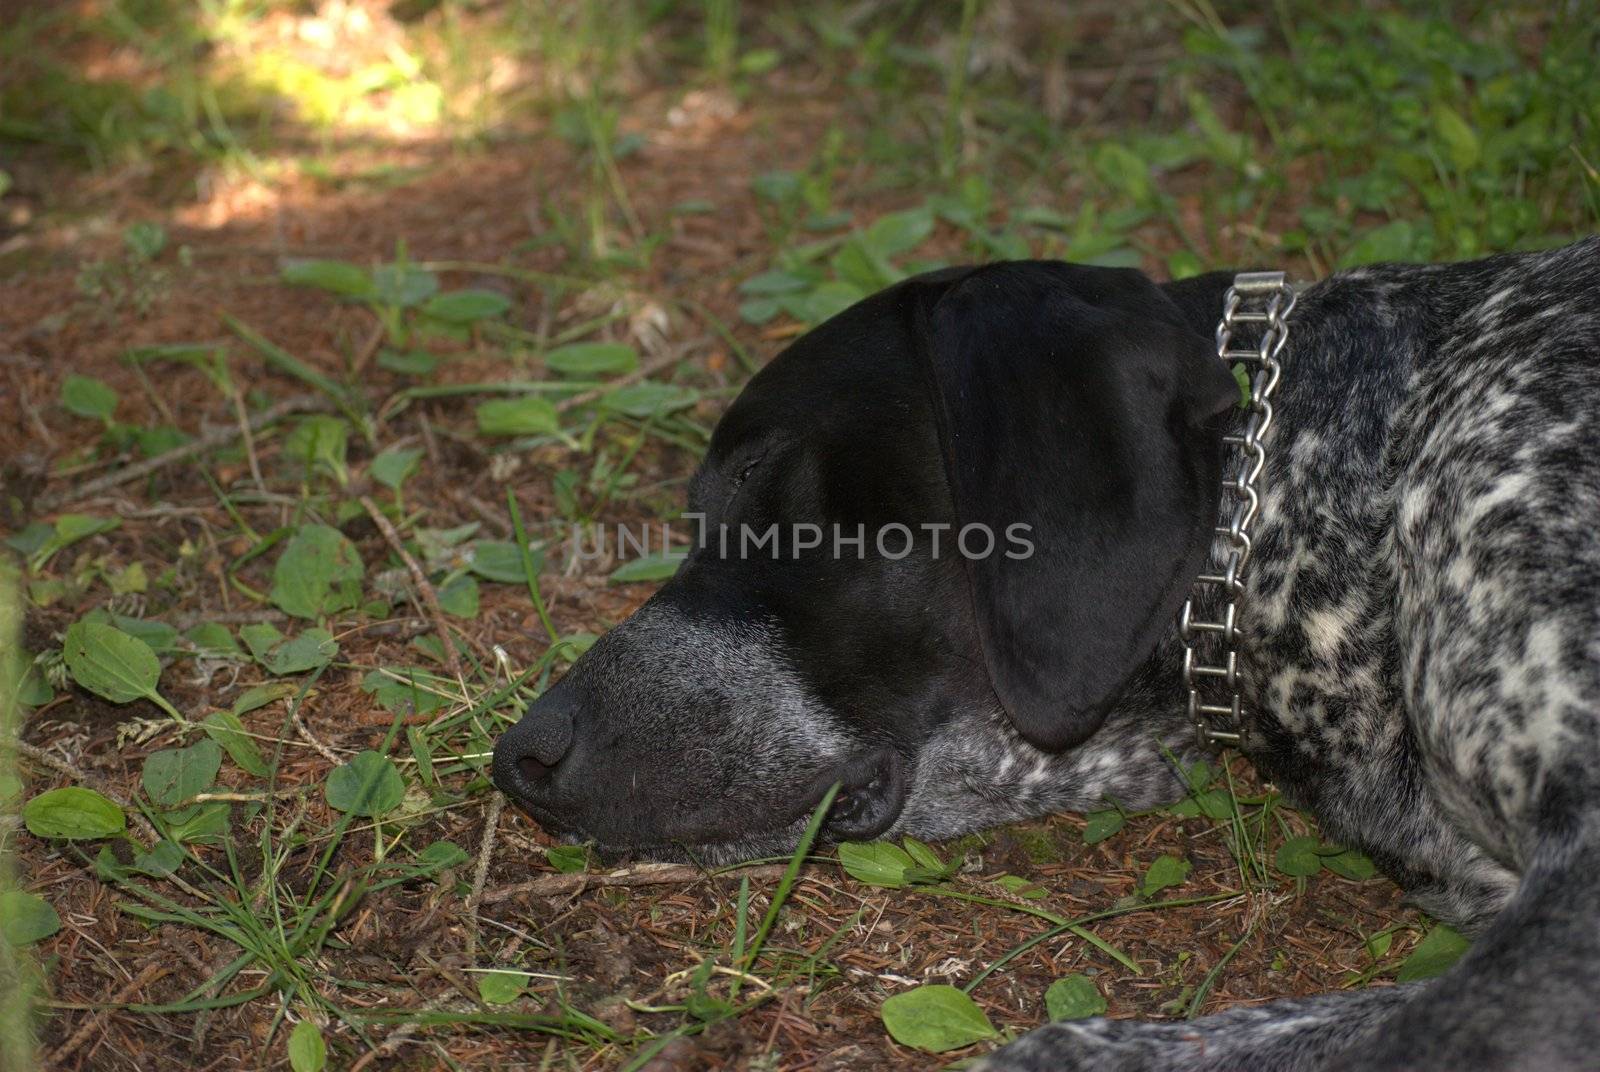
495, 237, 1600, 1070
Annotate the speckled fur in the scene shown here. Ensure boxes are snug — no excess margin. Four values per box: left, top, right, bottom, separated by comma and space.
980, 239, 1600, 1071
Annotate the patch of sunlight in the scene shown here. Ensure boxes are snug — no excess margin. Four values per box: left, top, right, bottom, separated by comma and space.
236, 49, 443, 135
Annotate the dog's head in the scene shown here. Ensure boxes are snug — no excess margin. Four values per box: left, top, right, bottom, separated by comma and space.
492, 263, 1240, 861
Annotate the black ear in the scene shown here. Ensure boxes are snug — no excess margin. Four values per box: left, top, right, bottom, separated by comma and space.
914, 262, 1239, 751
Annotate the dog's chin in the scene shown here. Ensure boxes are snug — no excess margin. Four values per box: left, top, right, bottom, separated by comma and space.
583, 820, 814, 868
523, 748, 913, 867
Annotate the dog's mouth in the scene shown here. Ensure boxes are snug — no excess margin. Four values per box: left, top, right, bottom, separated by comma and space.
504, 747, 911, 864
808, 746, 909, 843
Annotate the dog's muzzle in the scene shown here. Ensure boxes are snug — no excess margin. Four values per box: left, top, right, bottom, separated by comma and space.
491, 683, 909, 850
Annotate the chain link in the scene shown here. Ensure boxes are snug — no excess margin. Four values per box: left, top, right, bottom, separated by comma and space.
1181, 271, 1296, 751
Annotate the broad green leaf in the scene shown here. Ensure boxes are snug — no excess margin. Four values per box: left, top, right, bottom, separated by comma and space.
476, 397, 560, 437
1167, 250, 1205, 280
783, 281, 863, 324
738, 298, 780, 325
1139, 854, 1191, 897
413, 840, 468, 873
738, 269, 812, 296
1083, 809, 1124, 845
325, 751, 405, 817
1170, 787, 1235, 820
831, 240, 895, 291
545, 844, 589, 874
52, 512, 118, 550
469, 541, 542, 583
142, 740, 222, 807
1, 889, 60, 947
105, 556, 145, 588
544, 341, 638, 377
23, 786, 126, 840
1274, 835, 1324, 878
1321, 847, 1377, 881
123, 341, 226, 380
1433, 105, 1480, 170
4, 521, 52, 556
862, 208, 935, 258
281, 259, 374, 300
1045, 974, 1107, 1021
372, 263, 439, 307
902, 837, 946, 874
87, 611, 177, 655
361, 668, 449, 718
413, 522, 479, 557
837, 841, 916, 888
556, 633, 597, 659
62, 621, 162, 705
287, 1019, 326, 1072
283, 416, 349, 483
95, 844, 133, 883
165, 801, 229, 843
1092, 142, 1154, 203
370, 446, 424, 491
751, 170, 800, 204
1396, 925, 1469, 983
995, 874, 1048, 900
201, 710, 271, 777
55, 513, 120, 544
30, 514, 120, 569
355, 672, 444, 723
132, 839, 184, 878
185, 622, 242, 658
240, 623, 339, 675
1, 891, 61, 945
377, 349, 438, 376
5, 648, 52, 708
880, 984, 998, 1052
1341, 220, 1423, 268
61, 374, 118, 421
477, 970, 525, 1005
421, 289, 511, 324
608, 553, 685, 583
270, 525, 364, 620
600, 382, 699, 418
437, 573, 479, 617
233, 681, 300, 715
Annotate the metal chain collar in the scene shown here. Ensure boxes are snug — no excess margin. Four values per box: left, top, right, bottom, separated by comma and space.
1180, 271, 1297, 751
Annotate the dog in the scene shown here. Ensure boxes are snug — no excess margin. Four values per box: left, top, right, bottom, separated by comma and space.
493, 236, 1600, 1070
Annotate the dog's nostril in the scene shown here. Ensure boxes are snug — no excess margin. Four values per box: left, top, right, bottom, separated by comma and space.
518, 755, 553, 782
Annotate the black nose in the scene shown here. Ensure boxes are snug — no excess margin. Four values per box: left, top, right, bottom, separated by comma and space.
492, 691, 575, 797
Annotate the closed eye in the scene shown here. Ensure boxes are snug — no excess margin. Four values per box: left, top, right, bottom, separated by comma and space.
734, 455, 763, 488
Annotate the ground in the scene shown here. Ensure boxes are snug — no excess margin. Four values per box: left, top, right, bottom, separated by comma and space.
1, 2, 1595, 1070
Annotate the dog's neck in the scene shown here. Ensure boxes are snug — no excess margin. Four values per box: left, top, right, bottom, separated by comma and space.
1131, 263, 1484, 766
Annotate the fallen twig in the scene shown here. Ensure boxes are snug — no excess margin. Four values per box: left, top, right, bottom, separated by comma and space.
46, 961, 169, 1067
357, 495, 465, 682
553, 337, 705, 414
34, 393, 331, 512
348, 994, 461, 1072
291, 707, 343, 765
481, 861, 792, 904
